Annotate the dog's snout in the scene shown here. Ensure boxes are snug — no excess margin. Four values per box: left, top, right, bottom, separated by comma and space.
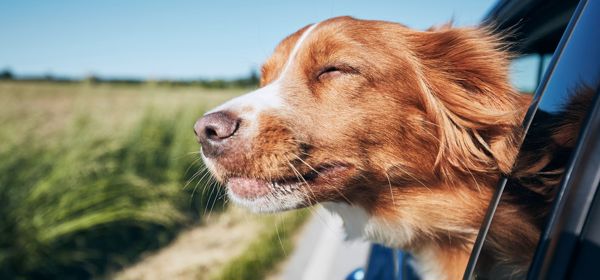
194, 111, 240, 157
196, 111, 239, 140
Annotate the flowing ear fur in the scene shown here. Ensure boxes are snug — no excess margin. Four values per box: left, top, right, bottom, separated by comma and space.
406, 26, 531, 181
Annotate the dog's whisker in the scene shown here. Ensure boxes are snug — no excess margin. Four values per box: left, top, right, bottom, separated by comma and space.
190, 170, 210, 205
275, 215, 287, 256
187, 166, 211, 191
182, 157, 204, 177
207, 179, 222, 218
289, 154, 354, 205
292, 154, 320, 174
183, 166, 208, 191
205, 178, 219, 218
287, 160, 314, 201
200, 176, 215, 214
384, 171, 397, 208
286, 158, 323, 206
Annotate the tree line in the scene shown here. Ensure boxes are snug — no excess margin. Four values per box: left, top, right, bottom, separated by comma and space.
0, 68, 260, 89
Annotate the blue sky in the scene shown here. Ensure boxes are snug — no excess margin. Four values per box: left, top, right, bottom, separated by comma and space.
0, 0, 501, 80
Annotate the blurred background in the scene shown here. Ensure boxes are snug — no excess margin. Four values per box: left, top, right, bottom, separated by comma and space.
0, 1, 541, 279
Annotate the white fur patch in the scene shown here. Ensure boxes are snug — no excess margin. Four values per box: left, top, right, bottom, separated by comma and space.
278, 22, 320, 78
205, 82, 283, 119
411, 246, 447, 280
322, 202, 370, 240
322, 202, 416, 247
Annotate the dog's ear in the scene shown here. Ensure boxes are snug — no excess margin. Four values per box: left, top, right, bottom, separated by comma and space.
407, 26, 531, 179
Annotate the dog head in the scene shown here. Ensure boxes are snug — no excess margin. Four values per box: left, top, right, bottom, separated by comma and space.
195, 16, 527, 214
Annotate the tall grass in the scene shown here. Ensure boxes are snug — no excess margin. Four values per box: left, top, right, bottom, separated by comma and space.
0, 82, 243, 279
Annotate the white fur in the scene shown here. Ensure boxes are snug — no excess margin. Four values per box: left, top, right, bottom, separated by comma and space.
278, 22, 320, 78
411, 246, 447, 280
205, 80, 283, 118
322, 202, 370, 240
322, 202, 416, 247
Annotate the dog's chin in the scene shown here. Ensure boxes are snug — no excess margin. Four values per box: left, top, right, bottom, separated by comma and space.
225, 179, 308, 213
220, 163, 355, 213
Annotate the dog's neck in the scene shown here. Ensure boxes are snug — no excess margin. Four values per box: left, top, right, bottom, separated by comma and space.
322, 201, 416, 246
322, 201, 472, 280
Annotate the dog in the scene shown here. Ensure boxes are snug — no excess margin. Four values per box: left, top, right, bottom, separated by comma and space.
193, 16, 585, 279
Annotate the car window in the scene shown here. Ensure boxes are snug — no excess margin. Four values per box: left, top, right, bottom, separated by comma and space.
510, 54, 553, 94
467, 0, 600, 278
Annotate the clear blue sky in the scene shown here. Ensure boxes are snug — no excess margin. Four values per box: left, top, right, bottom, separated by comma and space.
1, 0, 503, 80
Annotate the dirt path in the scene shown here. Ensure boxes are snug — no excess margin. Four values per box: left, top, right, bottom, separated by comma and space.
114, 207, 265, 280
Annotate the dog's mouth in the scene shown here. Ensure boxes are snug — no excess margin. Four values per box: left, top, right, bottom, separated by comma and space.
226, 163, 353, 200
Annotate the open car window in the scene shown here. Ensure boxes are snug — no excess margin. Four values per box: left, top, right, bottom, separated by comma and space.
465, 0, 600, 278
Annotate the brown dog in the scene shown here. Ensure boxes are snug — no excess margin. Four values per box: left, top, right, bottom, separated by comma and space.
195, 16, 544, 279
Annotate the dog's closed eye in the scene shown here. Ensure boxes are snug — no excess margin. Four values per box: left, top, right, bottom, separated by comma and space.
317, 66, 343, 80
316, 64, 359, 81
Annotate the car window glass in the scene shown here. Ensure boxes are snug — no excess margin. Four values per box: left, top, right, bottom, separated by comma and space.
510, 54, 553, 94
471, 0, 600, 278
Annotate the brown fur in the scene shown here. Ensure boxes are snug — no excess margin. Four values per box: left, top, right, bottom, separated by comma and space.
200, 16, 591, 278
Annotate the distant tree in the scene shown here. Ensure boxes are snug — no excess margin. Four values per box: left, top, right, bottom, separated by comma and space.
84, 74, 100, 84
0, 69, 14, 80
248, 69, 259, 86
43, 72, 55, 81
212, 79, 227, 89
231, 69, 260, 88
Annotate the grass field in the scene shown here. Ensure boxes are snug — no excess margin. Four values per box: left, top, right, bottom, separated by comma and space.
0, 81, 246, 279
0, 81, 311, 280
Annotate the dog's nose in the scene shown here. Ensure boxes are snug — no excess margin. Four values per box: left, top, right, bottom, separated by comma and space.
194, 111, 240, 157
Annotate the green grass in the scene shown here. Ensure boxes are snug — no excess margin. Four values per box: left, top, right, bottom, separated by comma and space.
0, 81, 244, 279
211, 210, 310, 280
